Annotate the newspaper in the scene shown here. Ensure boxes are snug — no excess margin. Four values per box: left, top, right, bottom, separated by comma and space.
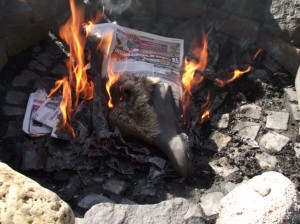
89, 23, 184, 106
32, 96, 62, 128
22, 89, 52, 136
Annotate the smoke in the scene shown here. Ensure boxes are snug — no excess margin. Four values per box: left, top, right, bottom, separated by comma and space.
102, 0, 133, 15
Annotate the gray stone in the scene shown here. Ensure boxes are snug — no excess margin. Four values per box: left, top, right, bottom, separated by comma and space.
103, 179, 126, 195
5, 90, 27, 106
12, 70, 39, 87
217, 172, 300, 224
0, 162, 75, 224
294, 143, 300, 158
266, 111, 289, 130
255, 152, 278, 170
232, 121, 261, 140
28, 60, 47, 72
222, 182, 237, 194
210, 132, 232, 151
2, 106, 25, 116
284, 87, 298, 102
78, 194, 113, 210
35, 52, 53, 67
211, 113, 230, 129
0, 41, 8, 70
290, 103, 300, 121
239, 104, 262, 119
81, 198, 205, 224
209, 157, 239, 178
256, 30, 300, 76
264, 0, 300, 46
6, 120, 23, 137
200, 192, 224, 217
259, 132, 290, 152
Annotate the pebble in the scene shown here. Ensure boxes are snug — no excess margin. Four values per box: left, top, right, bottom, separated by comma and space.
290, 103, 300, 121
210, 132, 232, 151
265, 111, 289, 130
222, 182, 237, 194
200, 192, 224, 217
211, 113, 230, 129
255, 152, 278, 170
232, 121, 261, 140
78, 194, 113, 210
238, 104, 262, 119
209, 157, 239, 178
293, 143, 300, 158
103, 179, 127, 195
284, 87, 298, 102
259, 132, 290, 152
12, 70, 39, 87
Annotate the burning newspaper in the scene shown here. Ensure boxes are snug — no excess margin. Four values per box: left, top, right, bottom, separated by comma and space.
22, 89, 52, 137
89, 23, 184, 106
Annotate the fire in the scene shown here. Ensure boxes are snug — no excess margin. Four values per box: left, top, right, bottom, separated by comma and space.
48, 77, 75, 137
215, 66, 252, 87
182, 32, 208, 113
106, 70, 121, 108
200, 109, 210, 123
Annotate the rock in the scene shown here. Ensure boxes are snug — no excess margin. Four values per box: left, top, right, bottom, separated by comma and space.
256, 30, 300, 76
210, 132, 232, 151
78, 194, 113, 210
103, 179, 127, 195
284, 87, 298, 102
255, 152, 278, 170
217, 171, 300, 224
259, 132, 291, 152
35, 52, 53, 67
5, 90, 27, 106
0, 41, 8, 70
290, 103, 300, 121
2, 106, 25, 116
294, 143, 300, 158
12, 70, 39, 87
265, 111, 289, 130
0, 162, 75, 224
238, 104, 262, 119
264, 0, 300, 46
211, 113, 230, 129
209, 157, 239, 178
81, 198, 206, 224
200, 192, 224, 217
232, 121, 260, 140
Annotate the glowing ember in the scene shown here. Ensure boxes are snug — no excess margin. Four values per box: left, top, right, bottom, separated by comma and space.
253, 48, 263, 60
182, 32, 208, 113
200, 109, 210, 123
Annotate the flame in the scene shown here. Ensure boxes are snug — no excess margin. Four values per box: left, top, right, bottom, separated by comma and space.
106, 70, 121, 108
253, 48, 263, 60
215, 66, 252, 87
200, 109, 210, 123
48, 0, 95, 136
48, 78, 75, 137
182, 32, 208, 113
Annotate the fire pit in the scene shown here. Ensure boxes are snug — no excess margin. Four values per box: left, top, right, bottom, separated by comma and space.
0, 0, 299, 223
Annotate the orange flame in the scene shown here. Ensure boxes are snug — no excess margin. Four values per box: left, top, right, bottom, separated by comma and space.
48, 0, 95, 135
48, 78, 75, 137
215, 66, 252, 87
182, 32, 208, 113
200, 109, 210, 123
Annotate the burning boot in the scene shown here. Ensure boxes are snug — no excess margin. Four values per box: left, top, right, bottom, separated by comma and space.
109, 77, 190, 178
